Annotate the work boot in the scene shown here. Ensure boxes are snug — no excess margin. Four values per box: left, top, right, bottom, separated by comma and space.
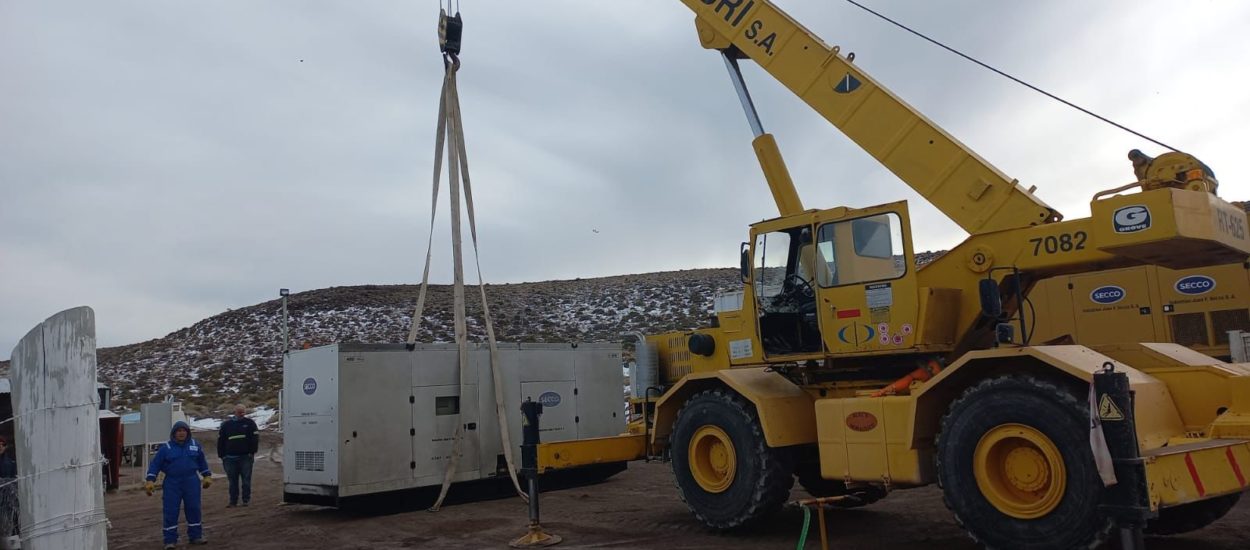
163, 544, 176, 550
226, 502, 236, 508
191, 538, 208, 545
241, 500, 250, 507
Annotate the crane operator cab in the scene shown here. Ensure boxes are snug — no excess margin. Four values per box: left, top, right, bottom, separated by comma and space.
748, 202, 917, 358
753, 225, 822, 355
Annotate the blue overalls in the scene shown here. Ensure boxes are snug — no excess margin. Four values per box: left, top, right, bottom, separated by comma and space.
146, 421, 212, 545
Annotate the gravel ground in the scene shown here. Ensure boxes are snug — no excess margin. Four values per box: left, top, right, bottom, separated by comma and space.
102, 434, 1250, 549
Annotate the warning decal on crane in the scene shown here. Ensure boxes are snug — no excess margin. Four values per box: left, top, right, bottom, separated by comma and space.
1098, 394, 1125, 421
729, 339, 753, 359
865, 283, 893, 308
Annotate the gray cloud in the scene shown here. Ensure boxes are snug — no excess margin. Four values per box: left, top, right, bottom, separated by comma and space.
3, 0, 1249, 357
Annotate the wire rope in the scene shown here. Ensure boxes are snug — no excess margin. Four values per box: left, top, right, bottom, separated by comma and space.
844, 0, 1181, 152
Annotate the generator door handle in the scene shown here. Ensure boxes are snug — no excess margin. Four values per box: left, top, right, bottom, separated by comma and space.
465, 422, 477, 431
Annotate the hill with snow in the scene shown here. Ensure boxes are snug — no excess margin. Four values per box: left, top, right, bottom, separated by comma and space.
2, 268, 743, 417
1, 252, 955, 418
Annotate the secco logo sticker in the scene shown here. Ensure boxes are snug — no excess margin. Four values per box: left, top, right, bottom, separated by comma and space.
538, 391, 562, 408
1175, 275, 1215, 295
302, 378, 317, 396
1113, 205, 1151, 233
1090, 286, 1125, 305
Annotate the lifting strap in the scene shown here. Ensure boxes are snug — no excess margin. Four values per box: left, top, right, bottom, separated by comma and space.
408, 12, 527, 511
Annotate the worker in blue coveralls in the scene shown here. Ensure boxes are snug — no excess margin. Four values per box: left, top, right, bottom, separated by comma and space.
145, 421, 213, 548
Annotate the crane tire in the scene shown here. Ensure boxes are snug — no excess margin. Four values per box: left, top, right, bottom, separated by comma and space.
670, 388, 794, 530
1146, 492, 1242, 535
937, 375, 1113, 550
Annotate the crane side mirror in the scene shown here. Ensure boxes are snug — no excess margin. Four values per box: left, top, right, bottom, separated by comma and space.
740, 242, 751, 283
979, 278, 1002, 319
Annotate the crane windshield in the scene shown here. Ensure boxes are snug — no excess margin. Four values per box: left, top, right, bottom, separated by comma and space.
815, 213, 906, 287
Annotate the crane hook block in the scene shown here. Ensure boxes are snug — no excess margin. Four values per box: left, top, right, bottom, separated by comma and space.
439, 10, 464, 55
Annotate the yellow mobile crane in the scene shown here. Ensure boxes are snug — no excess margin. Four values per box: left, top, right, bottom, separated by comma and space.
538, 2, 1250, 547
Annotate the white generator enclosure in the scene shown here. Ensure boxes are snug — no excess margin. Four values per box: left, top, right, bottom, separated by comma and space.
282, 342, 625, 505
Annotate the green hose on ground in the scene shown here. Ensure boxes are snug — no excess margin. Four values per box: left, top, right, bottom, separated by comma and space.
796, 505, 812, 549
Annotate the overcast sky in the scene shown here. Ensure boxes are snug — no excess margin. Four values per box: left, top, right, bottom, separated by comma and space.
3, 0, 1249, 357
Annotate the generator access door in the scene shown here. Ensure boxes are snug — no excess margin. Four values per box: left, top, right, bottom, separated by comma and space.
413, 384, 480, 483
339, 351, 412, 492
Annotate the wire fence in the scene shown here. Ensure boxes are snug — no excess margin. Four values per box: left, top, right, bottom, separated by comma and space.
0, 399, 110, 547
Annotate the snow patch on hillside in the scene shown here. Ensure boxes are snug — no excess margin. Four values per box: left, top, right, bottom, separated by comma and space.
190, 406, 278, 431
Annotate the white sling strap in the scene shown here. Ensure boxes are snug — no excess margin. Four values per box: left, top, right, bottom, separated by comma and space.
413, 50, 526, 512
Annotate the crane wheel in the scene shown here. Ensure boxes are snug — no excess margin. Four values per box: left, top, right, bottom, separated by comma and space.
670, 388, 794, 530
1145, 492, 1242, 535
936, 375, 1112, 550
794, 465, 887, 508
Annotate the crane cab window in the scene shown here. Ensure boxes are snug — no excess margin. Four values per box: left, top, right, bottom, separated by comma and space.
816, 213, 906, 287
753, 227, 822, 355
753, 230, 793, 304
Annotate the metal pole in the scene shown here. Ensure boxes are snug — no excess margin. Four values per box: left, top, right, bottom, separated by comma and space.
280, 288, 290, 352
527, 474, 540, 525
817, 505, 829, 550
721, 52, 765, 138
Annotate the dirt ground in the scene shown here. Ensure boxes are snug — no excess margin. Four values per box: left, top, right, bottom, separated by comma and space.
104, 433, 1250, 549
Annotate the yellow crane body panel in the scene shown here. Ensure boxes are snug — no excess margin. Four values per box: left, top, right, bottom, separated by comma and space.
815, 395, 929, 486
1145, 439, 1250, 509
649, 367, 816, 451
1028, 263, 1250, 358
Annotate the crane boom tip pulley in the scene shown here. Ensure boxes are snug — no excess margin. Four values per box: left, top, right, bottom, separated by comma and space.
439, 8, 464, 56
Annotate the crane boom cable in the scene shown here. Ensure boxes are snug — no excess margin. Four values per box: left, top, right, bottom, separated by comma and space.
844, 0, 1181, 153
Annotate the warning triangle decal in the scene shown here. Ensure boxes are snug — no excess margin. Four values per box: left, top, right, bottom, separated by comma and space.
1098, 394, 1125, 421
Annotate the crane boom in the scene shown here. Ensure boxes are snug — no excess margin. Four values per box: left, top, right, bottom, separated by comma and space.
682, 0, 1061, 234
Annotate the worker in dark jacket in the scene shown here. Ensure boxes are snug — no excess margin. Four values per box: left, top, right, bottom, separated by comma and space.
217, 404, 259, 507
146, 421, 212, 548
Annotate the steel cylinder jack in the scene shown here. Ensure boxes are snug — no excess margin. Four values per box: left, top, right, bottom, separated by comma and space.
1093, 362, 1150, 550
510, 398, 562, 548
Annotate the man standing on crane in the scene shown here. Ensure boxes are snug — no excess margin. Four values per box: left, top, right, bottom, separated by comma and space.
217, 404, 259, 507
